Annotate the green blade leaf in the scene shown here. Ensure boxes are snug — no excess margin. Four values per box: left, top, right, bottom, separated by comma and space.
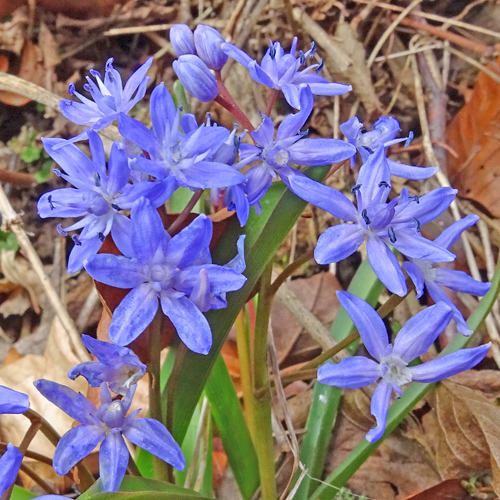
167, 167, 329, 496
205, 354, 259, 499
79, 476, 207, 499
294, 260, 383, 499
309, 255, 500, 500
11, 486, 35, 500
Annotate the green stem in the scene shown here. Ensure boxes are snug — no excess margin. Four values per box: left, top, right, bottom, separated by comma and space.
253, 263, 278, 500
235, 309, 257, 440
149, 310, 168, 481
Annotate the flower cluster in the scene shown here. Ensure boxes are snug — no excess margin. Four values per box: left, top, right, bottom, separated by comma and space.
0, 20, 490, 495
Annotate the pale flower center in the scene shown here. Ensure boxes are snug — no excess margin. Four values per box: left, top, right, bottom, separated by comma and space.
379, 354, 413, 387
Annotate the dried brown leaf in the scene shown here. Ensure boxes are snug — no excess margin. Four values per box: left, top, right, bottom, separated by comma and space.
447, 56, 500, 216
270, 272, 341, 364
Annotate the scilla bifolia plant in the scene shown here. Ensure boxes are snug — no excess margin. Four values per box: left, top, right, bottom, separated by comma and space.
2, 23, 496, 500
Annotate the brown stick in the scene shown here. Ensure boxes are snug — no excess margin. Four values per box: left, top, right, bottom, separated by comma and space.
394, 15, 497, 58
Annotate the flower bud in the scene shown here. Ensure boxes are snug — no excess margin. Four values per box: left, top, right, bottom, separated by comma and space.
194, 25, 228, 70
173, 55, 218, 102
170, 24, 196, 56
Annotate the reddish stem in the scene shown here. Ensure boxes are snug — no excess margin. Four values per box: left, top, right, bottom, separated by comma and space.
265, 89, 280, 116
167, 188, 204, 236
214, 72, 255, 131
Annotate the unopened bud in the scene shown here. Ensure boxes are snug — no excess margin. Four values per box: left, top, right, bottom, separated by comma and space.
173, 55, 218, 102
170, 24, 196, 57
194, 25, 228, 70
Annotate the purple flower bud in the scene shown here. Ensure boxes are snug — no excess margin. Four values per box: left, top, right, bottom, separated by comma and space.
194, 25, 228, 70
173, 55, 218, 102
170, 24, 196, 56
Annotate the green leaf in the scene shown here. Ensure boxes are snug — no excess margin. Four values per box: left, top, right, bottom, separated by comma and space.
172, 81, 190, 114
170, 188, 201, 214
309, 254, 500, 500
0, 230, 19, 253
20, 144, 41, 163
11, 486, 35, 500
294, 260, 383, 500
79, 476, 207, 499
205, 355, 259, 499
167, 167, 330, 495
34, 159, 53, 184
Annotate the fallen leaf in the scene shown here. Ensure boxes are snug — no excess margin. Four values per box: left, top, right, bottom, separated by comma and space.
270, 272, 341, 365
447, 56, 500, 216
400, 479, 469, 500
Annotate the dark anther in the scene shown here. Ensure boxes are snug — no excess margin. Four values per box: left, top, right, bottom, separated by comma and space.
310, 41, 316, 56
72, 235, 82, 246
90, 69, 101, 78
351, 184, 362, 194
57, 224, 68, 237
388, 227, 397, 243
378, 181, 390, 188
48, 195, 55, 210
83, 83, 92, 92
361, 209, 371, 225
53, 168, 62, 177
68, 83, 75, 95
179, 105, 183, 112
315, 59, 324, 73
413, 217, 421, 232
111, 204, 121, 211
98, 232, 105, 242
64, 100, 72, 106
269, 44, 276, 59
405, 131, 414, 148
299, 51, 306, 65
93, 172, 101, 187
409, 195, 419, 204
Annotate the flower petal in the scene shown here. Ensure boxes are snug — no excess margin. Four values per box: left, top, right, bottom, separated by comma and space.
287, 171, 357, 221
117, 114, 156, 156
336, 291, 388, 360
99, 430, 129, 492
434, 215, 479, 250
123, 417, 184, 470
366, 380, 392, 443
84, 254, 145, 289
53, 424, 104, 475
393, 302, 453, 362
356, 147, 391, 203
109, 284, 159, 346
37, 189, 88, 219
388, 229, 455, 262
0, 386, 29, 414
366, 236, 407, 297
177, 161, 245, 189
318, 357, 380, 388
288, 138, 356, 166
33, 379, 96, 425
150, 82, 177, 141
410, 343, 491, 383
403, 261, 426, 299
130, 198, 165, 261
314, 224, 364, 264
0, 444, 23, 495
276, 86, 314, 140
426, 281, 472, 336
67, 234, 103, 274
387, 160, 438, 180
160, 294, 212, 355
433, 268, 491, 296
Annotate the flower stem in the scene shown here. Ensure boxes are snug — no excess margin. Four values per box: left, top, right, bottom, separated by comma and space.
167, 188, 204, 236
215, 72, 255, 132
268, 248, 315, 296
265, 89, 280, 116
149, 309, 168, 481
235, 309, 257, 439
252, 263, 278, 500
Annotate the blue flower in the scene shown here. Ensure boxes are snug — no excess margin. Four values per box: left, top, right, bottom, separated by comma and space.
404, 215, 491, 336
34, 380, 184, 492
172, 55, 219, 102
38, 130, 175, 273
59, 57, 152, 137
318, 292, 491, 442
340, 116, 438, 180
0, 444, 23, 496
288, 147, 456, 296
68, 335, 146, 395
118, 83, 245, 189
0, 388, 30, 495
222, 38, 351, 109
84, 197, 247, 354
171, 24, 228, 71
239, 85, 355, 208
